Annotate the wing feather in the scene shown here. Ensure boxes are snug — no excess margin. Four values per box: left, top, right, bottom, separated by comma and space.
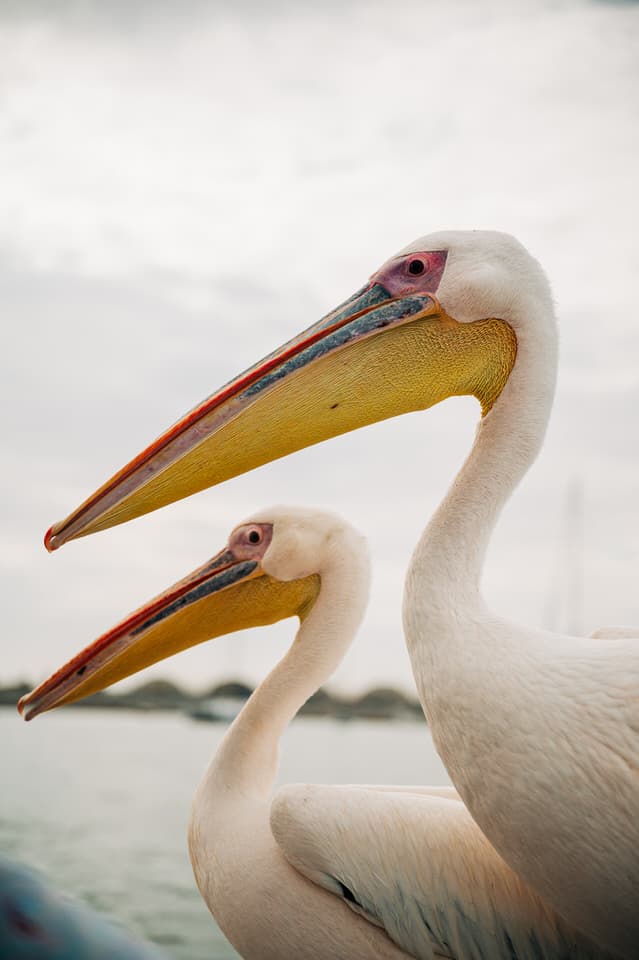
271, 785, 613, 960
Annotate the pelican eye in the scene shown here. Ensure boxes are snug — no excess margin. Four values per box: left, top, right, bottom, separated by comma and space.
248, 529, 261, 545
407, 259, 425, 276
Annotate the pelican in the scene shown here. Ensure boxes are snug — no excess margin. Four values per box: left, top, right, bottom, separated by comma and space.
20, 507, 609, 959
37, 231, 638, 955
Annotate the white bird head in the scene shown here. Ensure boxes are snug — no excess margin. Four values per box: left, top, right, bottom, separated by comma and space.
243, 505, 369, 583
393, 230, 554, 330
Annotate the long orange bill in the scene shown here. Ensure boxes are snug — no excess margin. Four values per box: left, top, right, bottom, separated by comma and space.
19, 544, 319, 721
44, 269, 517, 551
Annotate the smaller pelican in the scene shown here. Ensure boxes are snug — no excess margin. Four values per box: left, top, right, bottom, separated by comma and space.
19, 509, 608, 959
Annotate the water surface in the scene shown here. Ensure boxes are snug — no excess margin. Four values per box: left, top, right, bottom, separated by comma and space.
1, 709, 449, 958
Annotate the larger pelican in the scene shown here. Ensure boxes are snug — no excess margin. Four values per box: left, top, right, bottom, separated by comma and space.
37, 231, 638, 955
20, 507, 609, 959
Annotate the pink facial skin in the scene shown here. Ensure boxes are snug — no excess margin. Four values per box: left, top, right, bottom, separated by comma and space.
371, 250, 448, 299
228, 522, 274, 563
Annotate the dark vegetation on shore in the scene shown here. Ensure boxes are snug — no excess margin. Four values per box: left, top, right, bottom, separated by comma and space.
2, 680, 425, 722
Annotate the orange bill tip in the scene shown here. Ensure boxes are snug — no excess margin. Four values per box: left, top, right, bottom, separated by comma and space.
44, 526, 57, 553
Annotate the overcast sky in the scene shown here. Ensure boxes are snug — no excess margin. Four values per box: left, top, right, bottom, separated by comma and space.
1, 0, 638, 699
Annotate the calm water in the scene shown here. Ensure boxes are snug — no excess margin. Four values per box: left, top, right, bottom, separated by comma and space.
1, 708, 450, 959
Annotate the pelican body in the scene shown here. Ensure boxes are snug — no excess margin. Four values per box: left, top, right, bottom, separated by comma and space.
26, 230, 639, 956
20, 508, 611, 959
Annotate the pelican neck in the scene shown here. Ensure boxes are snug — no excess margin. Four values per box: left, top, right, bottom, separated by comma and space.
404, 294, 558, 631
208, 549, 369, 799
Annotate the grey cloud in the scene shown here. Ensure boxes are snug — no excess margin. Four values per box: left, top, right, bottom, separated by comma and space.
1, 0, 638, 693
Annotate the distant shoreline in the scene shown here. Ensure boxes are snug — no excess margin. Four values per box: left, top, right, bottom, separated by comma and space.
1, 680, 425, 723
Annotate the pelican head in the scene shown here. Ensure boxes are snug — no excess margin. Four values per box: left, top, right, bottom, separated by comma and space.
20, 507, 367, 721
44, 231, 554, 551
